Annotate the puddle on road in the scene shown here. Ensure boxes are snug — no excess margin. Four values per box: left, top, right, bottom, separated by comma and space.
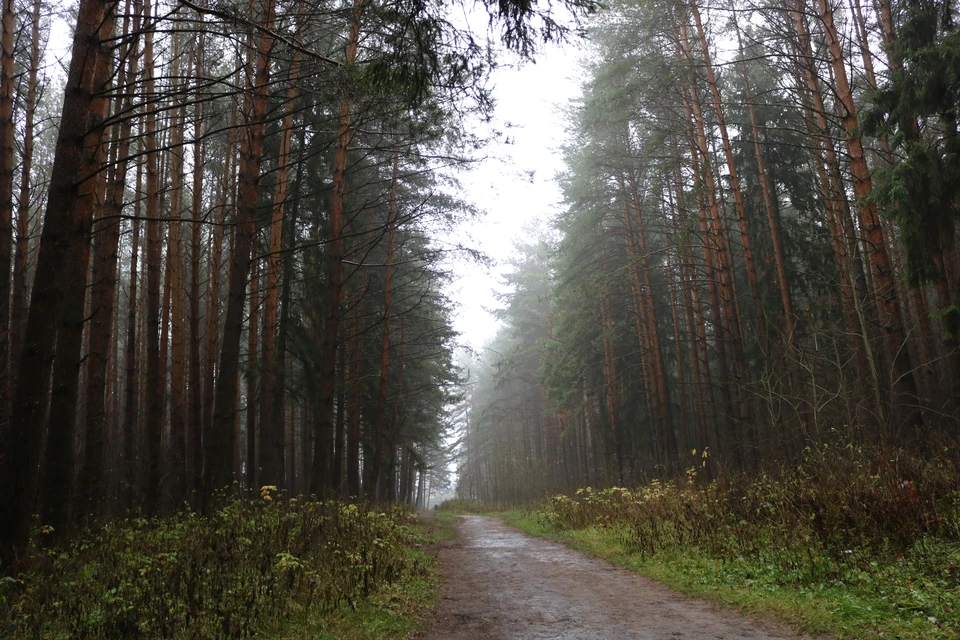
462, 517, 602, 567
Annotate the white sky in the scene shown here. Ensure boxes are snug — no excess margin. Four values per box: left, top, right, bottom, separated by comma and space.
448, 43, 584, 352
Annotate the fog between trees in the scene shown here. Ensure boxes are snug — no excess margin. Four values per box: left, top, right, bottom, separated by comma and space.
458, 0, 960, 502
0, 0, 595, 564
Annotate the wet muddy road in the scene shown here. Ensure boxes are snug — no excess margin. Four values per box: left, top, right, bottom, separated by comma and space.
420, 516, 828, 640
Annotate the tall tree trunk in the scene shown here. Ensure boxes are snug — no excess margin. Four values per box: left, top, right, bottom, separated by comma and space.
688, 3, 767, 349
311, 0, 362, 495
246, 262, 259, 490
10, 0, 43, 386
208, 0, 276, 497
189, 22, 205, 505
275, 127, 304, 492
142, 0, 164, 515
731, 8, 796, 353
80, 0, 140, 521
122, 157, 143, 509
0, 0, 15, 422
811, 0, 922, 435
625, 167, 677, 463
165, 33, 190, 510
1, 0, 119, 553
202, 100, 236, 486
679, 72, 743, 466
370, 150, 400, 496
672, 165, 715, 454
789, 16, 880, 428
259, 31, 300, 488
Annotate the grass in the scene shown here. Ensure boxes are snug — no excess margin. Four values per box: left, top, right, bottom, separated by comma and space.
264, 554, 437, 640
273, 508, 460, 639
500, 515, 903, 639
1, 496, 448, 639
448, 446, 960, 640
268, 511, 456, 640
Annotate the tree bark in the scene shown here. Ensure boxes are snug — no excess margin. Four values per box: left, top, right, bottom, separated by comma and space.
259, 30, 301, 488
164, 33, 190, 510
730, 8, 796, 353
122, 157, 143, 509
811, 0, 922, 435
80, 0, 140, 521
688, 3, 767, 348
678, 64, 743, 466
370, 150, 400, 496
0, 0, 15, 423
625, 166, 677, 463
189, 22, 205, 505
203, 99, 237, 488
246, 262, 259, 490
142, 0, 164, 515
311, 0, 362, 495
10, 0, 43, 388
208, 0, 276, 497
1, 0, 118, 553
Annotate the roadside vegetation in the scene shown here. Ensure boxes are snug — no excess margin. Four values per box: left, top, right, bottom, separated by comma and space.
0, 494, 441, 639
449, 446, 960, 639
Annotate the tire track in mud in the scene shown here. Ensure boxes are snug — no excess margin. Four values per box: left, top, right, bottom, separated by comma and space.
421, 515, 831, 640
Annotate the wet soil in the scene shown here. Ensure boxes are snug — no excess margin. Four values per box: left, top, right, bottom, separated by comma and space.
420, 515, 830, 640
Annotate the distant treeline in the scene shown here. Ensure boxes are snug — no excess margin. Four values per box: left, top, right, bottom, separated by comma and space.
460, 0, 960, 501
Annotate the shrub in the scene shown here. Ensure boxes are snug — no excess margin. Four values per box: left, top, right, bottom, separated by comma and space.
1, 495, 427, 639
537, 446, 960, 576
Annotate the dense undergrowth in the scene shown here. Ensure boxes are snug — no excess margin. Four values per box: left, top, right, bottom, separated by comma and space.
517, 446, 960, 639
0, 491, 435, 639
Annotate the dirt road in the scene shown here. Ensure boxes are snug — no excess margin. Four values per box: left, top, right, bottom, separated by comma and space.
421, 515, 829, 640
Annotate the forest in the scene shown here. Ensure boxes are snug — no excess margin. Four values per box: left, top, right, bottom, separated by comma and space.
0, 0, 598, 568
1, 0, 960, 634
459, 0, 960, 503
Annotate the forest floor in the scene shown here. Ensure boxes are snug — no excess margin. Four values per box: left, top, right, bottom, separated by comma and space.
419, 515, 829, 639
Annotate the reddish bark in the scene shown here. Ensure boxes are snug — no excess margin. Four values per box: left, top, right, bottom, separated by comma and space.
259, 27, 301, 487
370, 150, 400, 496
0, 0, 15, 420
812, 0, 921, 433
688, 3, 767, 348
730, 9, 796, 353
1, 0, 118, 551
208, 0, 276, 495
311, 0, 362, 495
80, 0, 140, 520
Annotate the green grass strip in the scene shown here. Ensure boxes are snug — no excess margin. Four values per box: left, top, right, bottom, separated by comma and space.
501, 511, 958, 640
